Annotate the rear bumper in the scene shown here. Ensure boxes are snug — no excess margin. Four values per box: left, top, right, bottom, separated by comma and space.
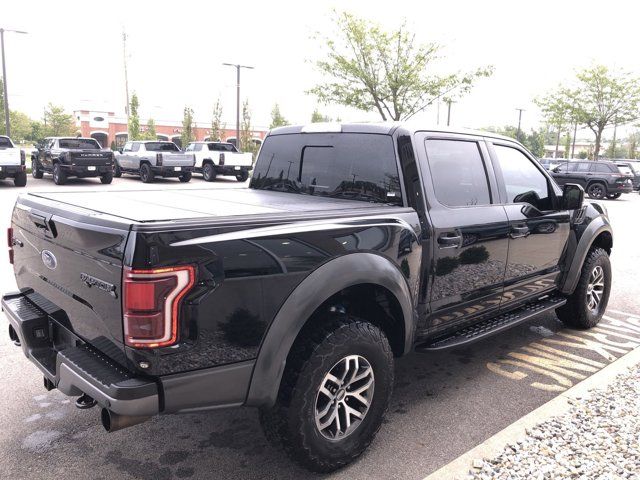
2, 290, 159, 416
609, 183, 633, 194
2, 289, 253, 416
215, 165, 252, 175
0, 165, 25, 177
61, 164, 112, 177
152, 165, 194, 177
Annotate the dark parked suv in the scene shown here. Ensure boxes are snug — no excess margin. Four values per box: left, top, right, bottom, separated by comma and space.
550, 160, 634, 199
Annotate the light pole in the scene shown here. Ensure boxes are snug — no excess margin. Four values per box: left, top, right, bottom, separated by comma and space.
446, 100, 454, 126
222, 63, 253, 151
515, 108, 525, 142
0, 28, 28, 137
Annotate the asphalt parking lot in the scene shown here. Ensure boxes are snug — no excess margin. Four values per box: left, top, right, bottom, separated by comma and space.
0, 176, 639, 480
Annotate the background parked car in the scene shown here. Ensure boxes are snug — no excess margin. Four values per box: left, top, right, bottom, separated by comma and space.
550, 160, 634, 199
0, 135, 27, 187
31, 137, 114, 185
537, 157, 562, 171
615, 161, 640, 190
185, 141, 253, 182
114, 141, 195, 183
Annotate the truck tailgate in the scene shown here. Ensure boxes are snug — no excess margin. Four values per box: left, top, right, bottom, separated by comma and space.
225, 152, 253, 166
10, 200, 129, 359
161, 153, 194, 167
0, 148, 21, 166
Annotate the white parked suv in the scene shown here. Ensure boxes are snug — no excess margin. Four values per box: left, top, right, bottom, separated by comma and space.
0, 135, 27, 187
114, 141, 195, 183
185, 141, 253, 182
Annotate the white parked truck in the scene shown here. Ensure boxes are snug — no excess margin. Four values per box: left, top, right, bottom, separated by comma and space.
0, 136, 27, 187
185, 141, 253, 182
114, 141, 195, 183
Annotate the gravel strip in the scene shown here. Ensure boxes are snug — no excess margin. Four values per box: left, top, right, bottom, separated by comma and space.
468, 364, 640, 479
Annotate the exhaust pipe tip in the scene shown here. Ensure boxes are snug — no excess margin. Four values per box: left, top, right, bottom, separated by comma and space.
101, 408, 150, 433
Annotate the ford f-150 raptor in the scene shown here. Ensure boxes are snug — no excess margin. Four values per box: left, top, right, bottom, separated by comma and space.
2, 123, 613, 472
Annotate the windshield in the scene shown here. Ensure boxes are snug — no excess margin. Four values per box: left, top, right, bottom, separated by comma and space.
59, 138, 100, 149
250, 133, 403, 206
0, 136, 14, 148
144, 142, 181, 152
208, 143, 237, 152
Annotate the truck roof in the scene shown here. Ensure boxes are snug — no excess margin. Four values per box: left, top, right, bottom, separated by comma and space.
269, 122, 517, 143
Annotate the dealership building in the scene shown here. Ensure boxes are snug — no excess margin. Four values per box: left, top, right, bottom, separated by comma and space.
74, 110, 267, 149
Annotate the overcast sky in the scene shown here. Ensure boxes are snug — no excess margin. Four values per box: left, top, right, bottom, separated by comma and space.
3, 0, 639, 139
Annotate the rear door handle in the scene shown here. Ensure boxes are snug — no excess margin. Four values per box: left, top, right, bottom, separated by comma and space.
437, 233, 462, 248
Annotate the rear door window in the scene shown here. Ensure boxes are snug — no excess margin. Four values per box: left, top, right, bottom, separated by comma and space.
424, 139, 491, 207
250, 133, 402, 205
592, 163, 612, 173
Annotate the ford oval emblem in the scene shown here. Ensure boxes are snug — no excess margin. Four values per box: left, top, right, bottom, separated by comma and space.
41, 250, 57, 270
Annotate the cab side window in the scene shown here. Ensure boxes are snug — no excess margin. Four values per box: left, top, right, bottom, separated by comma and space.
575, 162, 591, 172
494, 145, 552, 211
592, 163, 611, 173
122, 142, 133, 152
424, 139, 491, 207
131, 143, 141, 152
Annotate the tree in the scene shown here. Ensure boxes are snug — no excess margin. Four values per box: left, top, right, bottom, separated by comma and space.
311, 108, 332, 123
309, 11, 493, 121
535, 91, 575, 158
142, 118, 156, 140
210, 98, 224, 141
181, 106, 195, 147
240, 99, 257, 157
564, 65, 640, 159
482, 125, 546, 157
270, 103, 288, 129
43, 103, 75, 137
8, 111, 32, 143
627, 131, 640, 159
128, 93, 141, 140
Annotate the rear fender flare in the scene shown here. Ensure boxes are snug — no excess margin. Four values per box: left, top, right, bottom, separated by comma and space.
245, 252, 414, 407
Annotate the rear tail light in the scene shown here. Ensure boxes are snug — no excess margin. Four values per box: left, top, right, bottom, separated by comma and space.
156, 153, 163, 166
219, 153, 225, 165
123, 265, 195, 348
20, 150, 26, 166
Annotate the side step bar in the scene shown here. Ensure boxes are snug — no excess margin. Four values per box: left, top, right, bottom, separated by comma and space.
416, 294, 567, 352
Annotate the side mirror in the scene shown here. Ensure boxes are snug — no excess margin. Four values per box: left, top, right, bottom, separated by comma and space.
118, 148, 123, 154
561, 183, 584, 210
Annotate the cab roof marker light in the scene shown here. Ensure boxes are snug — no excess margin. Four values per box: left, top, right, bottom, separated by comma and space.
301, 123, 342, 133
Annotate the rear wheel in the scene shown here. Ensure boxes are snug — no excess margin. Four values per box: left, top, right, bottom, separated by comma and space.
236, 170, 249, 182
113, 162, 122, 178
202, 162, 216, 182
100, 171, 113, 184
140, 163, 154, 183
587, 182, 606, 200
556, 247, 611, 329
179, 171, 192, 182
259, 316, 394, 472
606, 193, 621, 199
53, 163, 67, 185
31, 160, 43, 179
13, 171, 27, 187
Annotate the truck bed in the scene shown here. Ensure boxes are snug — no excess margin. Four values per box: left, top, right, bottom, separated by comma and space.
18, 188, 409, 230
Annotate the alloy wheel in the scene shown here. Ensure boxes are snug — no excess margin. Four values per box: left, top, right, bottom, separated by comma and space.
586, 265, 605, 313
314, 355, 375, 441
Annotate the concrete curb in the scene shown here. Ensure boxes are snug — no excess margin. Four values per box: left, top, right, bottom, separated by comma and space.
423, 345, 640, 480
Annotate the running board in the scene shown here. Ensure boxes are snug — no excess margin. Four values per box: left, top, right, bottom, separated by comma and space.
416, 294, 566, 352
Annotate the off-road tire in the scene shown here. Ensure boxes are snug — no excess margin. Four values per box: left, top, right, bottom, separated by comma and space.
113, 162, 122, 178
179, 171, 192, 182
587, 182, 606, 200
259, 315, 394, 473
13, 171, 27, 187
606, 193, 621, 200
556, 247, 611, 329
100, 171, 113, 184
31, 160, 43, 179
236, 170, 249, 182
140, 163, 154, 183
203, 162, 216, 182
53, 163, 67, 185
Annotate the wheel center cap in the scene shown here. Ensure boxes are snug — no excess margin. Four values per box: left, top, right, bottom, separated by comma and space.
336, 389, 346, 401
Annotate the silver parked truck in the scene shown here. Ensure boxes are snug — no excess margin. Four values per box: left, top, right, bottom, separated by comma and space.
114, 141, 195, 183
0, 135, 27, 187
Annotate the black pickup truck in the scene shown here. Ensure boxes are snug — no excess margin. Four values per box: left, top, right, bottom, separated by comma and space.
3, 124, 613, 472
32, 137, 114, 185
